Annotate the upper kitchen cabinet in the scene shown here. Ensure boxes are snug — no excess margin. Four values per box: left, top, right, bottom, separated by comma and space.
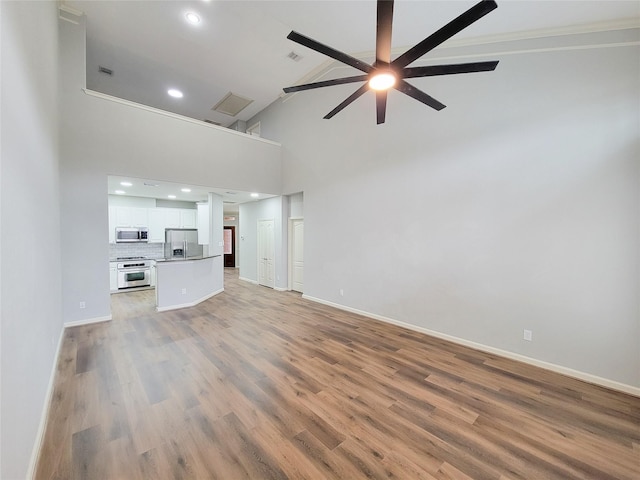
180, 209, 197, 228
147, 208, 198, 242
148, 209, 165, 243
162, 208, 196, 229
108, 205, 150, 243
163, 208, 180, 228
114, 206, 148, 227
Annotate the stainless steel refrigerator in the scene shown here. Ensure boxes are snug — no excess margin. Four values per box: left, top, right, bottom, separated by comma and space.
164, 228, 203, 260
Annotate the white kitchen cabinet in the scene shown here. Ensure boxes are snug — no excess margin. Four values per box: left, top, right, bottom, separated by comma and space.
148, 209, 165, 243
114, 206, 148, 228
197, 203, 209, 245
115, 206, 132, 227
109, 262, 118, 292
163, 208, 180, 228
163, 208, 196, 229
180, 209, 197, 228
131, 207, 148, 227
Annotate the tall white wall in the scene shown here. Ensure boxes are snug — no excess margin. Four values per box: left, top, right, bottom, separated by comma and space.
249, 28, 640, 388
1, 1, 63, 478
288, 192, 304, 218
59, 13, 281, 325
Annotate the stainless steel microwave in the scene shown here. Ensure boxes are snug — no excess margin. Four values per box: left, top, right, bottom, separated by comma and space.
115, 227, 148, 243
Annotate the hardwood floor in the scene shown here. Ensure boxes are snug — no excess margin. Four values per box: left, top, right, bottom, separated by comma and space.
36, 269, 639, 479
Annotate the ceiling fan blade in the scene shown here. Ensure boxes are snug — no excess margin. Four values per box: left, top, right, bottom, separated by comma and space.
324, 84, 370, 119
403, 61, 499, 79
392, 0, 497, 69
284, 75, 369, 93
376, 90, 388, 124
395, 79, 445, 111
376, 0, 394, 66
287, 31, 373, 73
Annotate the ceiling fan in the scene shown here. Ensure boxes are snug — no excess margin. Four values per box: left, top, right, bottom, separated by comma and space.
283, 0, 499, 124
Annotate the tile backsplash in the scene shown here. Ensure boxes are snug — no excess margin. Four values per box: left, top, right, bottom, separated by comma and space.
109, 242, 164, 260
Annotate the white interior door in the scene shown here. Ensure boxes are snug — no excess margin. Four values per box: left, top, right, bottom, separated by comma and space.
258, 219, 275, 288
291, 219, 304, 292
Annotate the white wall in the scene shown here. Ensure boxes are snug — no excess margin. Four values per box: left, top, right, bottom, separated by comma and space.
209, 193, 224, 257
59, 13, 281, 325
248, 28, 640, 388
288, 192, 304, 218
1, 1, 63, 478
239, 203, 258, 281
239, 196, 288, 289
156, 256, 223, 310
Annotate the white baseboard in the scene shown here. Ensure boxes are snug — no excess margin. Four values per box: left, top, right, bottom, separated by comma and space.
26, 325, 65, 479
302, 294, 640, 397
64, 314, 112, 328
156, 288, 224, 312
239, 277, 286, 291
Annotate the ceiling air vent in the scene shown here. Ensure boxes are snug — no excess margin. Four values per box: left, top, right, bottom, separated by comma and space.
287, 51, 302, 62
212, 92, 253, 117
98, 65, 113, 75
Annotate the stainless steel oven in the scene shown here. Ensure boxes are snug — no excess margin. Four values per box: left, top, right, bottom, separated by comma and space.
117, 258, 151, 289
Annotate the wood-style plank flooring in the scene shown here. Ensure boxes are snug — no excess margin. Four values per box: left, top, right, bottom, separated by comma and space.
36, 269, 640, 479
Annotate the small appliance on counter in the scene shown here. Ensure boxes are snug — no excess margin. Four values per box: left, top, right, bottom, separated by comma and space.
115, 227, 148, 243
164, 228, 202, 260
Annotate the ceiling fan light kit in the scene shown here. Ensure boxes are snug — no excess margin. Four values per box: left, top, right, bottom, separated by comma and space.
369, 72, 396, 91
283, 0, 499, 125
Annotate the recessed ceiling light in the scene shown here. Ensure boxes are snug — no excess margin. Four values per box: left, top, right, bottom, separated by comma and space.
185, 12, 200, 25
250, 193, 259, 198
168, 89, 183, 98
115, 190, 126, 195
168, 195, 177, 199
181, 188, 191, 193
120, 181, 132, 187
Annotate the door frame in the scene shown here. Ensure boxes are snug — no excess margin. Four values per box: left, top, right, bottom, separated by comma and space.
223, 226, 236, 267
288, 217, 303, 291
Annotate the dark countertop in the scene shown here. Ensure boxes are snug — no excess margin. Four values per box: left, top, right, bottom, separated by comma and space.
155, 254, 221, 263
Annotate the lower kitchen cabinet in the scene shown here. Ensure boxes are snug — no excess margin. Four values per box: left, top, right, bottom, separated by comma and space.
109, 262, 118, 292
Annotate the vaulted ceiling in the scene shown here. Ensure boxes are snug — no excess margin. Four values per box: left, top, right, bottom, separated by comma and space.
64, 1, 639, 128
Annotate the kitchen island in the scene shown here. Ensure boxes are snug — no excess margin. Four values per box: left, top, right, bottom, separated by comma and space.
155, 254, 223, 311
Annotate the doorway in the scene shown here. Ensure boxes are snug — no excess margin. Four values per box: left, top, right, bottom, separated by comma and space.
223, 226, 235, 267
289, 219, 304, 292
257, 219, 275, 288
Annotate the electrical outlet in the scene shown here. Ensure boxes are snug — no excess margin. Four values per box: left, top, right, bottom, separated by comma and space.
523, 329, 532, 341
79, 301, 86, 309
181, 288, 187, 295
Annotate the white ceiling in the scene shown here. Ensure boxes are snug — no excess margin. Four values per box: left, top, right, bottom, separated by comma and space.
64, 1, 639, 128
107, 175, 275, 213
